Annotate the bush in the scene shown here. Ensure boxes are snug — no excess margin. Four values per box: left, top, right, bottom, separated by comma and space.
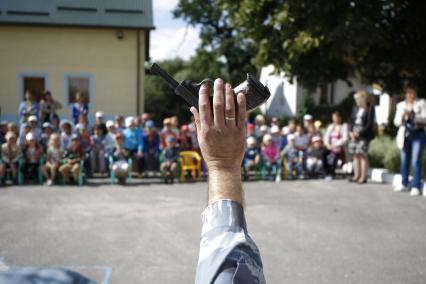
368, 135, 399, 169
383, 146, 400, 173
368, 135, 398, 168
368, 135, 426, 179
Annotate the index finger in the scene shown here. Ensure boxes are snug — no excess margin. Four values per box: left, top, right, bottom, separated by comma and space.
198, 83, 212, 129
236, 92, 246, 129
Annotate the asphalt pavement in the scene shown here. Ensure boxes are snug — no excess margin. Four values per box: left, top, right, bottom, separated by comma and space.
0, 179, 425, 283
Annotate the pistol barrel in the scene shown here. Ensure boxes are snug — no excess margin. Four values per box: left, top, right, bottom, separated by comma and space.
150, 63, 179, 89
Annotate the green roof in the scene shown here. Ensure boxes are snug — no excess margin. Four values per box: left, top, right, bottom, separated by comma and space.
0, 0, 153, 29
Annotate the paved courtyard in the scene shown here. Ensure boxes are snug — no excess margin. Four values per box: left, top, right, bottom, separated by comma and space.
0, 179, 426, 283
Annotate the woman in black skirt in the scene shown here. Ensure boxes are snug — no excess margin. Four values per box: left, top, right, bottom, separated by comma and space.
348, 91, 375, 184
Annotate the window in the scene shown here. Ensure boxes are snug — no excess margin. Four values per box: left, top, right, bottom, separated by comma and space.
66, 75, 91, 104
22, 76, 45, 102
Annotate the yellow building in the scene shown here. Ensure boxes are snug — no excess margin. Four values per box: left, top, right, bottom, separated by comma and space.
0, 0, 153, 123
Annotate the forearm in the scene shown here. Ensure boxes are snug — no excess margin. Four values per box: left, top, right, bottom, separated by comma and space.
208, 167, 243, 205
196, 199, 264, 284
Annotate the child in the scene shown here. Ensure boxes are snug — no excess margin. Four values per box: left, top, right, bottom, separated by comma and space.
0, 132, 21, 185
59, 134, 84, 184
306, 136, 326, 178
243, 137, 261, 177
60, 120, 73, 151
78, 126, 91, 153
0, 121, 6, 144
160, 118, 177, 150
7, 122, 19, 138
143, 120, 160, 174
42, 133, 62, 186
75, 114, 89, 133
178, 124, 192, 151
111, 133, 131, 184
270, 125, 283, 150
246, 123, 256, 139
261, 134, 281, 181
90, 125, 106, 174
40, 122, 53, 151
294, 125, 310, 171
50, 114, 61, 134
281, 134, 302, 180
18, 123, 31, 148
28, 115, 42, 142
22, 132, 43, 182
257, 125, 269, 146
160, 136, 179, 184
104, 120, 117, 156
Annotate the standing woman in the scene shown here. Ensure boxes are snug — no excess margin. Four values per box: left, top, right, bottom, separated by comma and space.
348, 90, 375, 184
324, 111, 349, 180
18, 90, 40, 123
40, 90, 62, 123
393, 85, 426, 196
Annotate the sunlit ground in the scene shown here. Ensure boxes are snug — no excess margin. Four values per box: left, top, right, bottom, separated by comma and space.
0, 179, 425, 283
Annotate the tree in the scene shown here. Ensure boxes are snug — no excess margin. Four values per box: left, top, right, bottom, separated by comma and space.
173, 0, 258, 85
221, 0, 426, 95
174, 0, 426, 95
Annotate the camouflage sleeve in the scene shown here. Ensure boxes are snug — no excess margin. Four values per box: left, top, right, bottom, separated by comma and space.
195, 200, 265, 284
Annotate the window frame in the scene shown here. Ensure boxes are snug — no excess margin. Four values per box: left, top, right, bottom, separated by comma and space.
63, 72, 95, 109
17, 72, 49, 102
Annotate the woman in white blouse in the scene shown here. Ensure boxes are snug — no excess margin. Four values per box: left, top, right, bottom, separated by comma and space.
393, 85, 426, 196
324, 111, 349, 179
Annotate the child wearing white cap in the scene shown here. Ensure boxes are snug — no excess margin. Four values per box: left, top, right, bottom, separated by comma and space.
243, 137, 261, 179
306, 136, 326, 178
22, 132, 42, 182
261, 134, 282, 181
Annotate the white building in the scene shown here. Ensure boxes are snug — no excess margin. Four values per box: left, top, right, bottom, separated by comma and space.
259, 65, 391, 124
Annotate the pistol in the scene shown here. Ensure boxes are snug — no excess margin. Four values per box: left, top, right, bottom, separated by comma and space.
150, 63, 271, 111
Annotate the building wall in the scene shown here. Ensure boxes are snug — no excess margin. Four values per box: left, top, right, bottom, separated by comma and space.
0, 25, 146, 122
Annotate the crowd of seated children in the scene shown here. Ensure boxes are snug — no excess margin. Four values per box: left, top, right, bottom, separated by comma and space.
2, 89, 356, 187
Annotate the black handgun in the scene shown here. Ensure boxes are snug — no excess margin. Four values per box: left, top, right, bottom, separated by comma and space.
150, 63, 271, 111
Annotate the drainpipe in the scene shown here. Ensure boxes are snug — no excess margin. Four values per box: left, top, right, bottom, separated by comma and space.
136, 29, 141, 115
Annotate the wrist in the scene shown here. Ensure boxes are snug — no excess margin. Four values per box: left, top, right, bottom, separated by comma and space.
208, 167, 243, 205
